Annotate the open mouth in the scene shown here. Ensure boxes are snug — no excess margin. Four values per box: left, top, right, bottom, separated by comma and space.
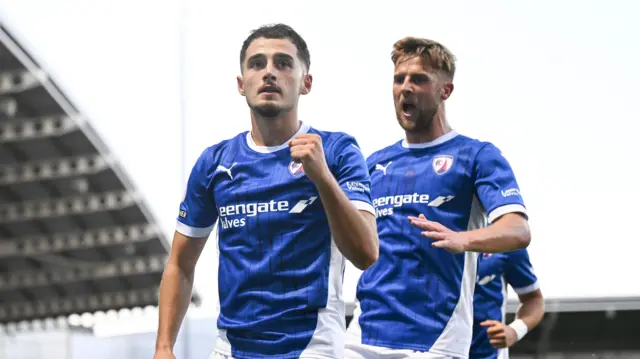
401, 102, 417, 117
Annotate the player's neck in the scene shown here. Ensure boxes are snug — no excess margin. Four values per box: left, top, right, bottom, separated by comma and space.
250, 111, 301, 147
405, 110, 452, 144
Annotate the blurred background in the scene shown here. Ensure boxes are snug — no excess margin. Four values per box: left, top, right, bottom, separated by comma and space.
0, 0, 639, 358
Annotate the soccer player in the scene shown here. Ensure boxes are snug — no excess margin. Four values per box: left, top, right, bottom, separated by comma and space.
345, 37, 531, 359
153, 24, 378, 359
471, 250, 544, 359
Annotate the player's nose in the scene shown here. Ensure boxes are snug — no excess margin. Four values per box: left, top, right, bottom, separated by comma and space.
400, 79, 414, 94
401, 85, 414, 97
262, 62, 278, 82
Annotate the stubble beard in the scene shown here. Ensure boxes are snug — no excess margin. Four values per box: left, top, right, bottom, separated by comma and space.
397, 106, 437, 134
252, 103, 280, 119
249, 100, 296, 119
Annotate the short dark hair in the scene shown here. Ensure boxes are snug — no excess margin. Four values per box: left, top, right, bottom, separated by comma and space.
239, 23, 311, 72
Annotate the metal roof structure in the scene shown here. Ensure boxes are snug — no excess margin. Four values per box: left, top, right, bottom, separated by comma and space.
0, 21, 198, 331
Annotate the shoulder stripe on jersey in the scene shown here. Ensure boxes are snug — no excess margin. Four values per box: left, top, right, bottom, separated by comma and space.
513, 281, 540, 295
351, 200, 375, 216
175, 220, 215, 238
488, 204, 527, 223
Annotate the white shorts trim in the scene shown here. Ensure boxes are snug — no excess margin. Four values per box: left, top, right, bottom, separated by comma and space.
345, 341, 462, 359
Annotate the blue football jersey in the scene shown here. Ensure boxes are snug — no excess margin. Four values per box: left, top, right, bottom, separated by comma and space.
176, 123, 375, 359
470, 250, 539, 359
347, 131, 527, 358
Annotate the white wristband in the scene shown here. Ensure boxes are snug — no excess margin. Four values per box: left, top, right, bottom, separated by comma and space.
508, 319, 529, 341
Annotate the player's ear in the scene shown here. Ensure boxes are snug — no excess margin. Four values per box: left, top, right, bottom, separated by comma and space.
441, 82, 454, 100
300, 73, 312, 95
237, 75, 245, 96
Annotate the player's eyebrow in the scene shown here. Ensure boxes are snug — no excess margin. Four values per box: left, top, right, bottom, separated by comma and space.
246, 53, 266, 64
274, 52, 295, 62
247, 52, 295, 64
395, 70, 430, 77
394, 72, 430, 82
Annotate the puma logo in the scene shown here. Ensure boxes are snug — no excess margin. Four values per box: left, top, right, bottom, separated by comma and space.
216, 163, 237, 180
375, 161, 392, 175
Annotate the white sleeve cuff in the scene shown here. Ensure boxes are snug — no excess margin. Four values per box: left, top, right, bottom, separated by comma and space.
351, 200, 375, 216
513, 281, 540, 295
488, 204, 528, 223
176, 220, 215, 238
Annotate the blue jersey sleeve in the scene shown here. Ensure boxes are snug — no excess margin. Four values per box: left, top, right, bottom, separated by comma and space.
331, 134, 375, 215
474, 143, 527, 223
175, 147, 218, 238
505, 249, 540, 295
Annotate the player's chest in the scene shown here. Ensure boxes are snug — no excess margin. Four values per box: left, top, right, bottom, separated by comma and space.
211, 157, 321, 222
476, 253, 507, 286
369, 153, 473, 216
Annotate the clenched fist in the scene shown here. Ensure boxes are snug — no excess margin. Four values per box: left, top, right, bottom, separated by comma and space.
289, 133, 331, 184
480, 320, 518, 348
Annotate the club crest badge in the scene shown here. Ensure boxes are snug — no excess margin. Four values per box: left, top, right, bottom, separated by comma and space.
432, 155, 453, 175
288, 160, 305, 177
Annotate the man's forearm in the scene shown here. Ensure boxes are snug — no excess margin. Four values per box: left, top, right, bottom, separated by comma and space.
465, 214, 531, 253
507, 291, 545, 343
515, 292, 545, 330
155, 263, 195, 351
314, 174, 378, 270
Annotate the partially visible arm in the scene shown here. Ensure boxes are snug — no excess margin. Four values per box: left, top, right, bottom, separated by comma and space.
155, 232, 207, 352
155, 146, 218, 357
465, 213, 531, 253
469, 143, 531, 252
482, 248, 543, 348
481, 288, 544, 348
506, 248, 544, 340
315, 176, 379, 270
511, 288, 545, 335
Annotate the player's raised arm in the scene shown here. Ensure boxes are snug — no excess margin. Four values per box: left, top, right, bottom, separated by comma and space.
289, 133, 378, 270
154, 148, 218, 359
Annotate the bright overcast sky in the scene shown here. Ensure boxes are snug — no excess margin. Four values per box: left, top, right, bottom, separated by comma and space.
1, 0, 639, 334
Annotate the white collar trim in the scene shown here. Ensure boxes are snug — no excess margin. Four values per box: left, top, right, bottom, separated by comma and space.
401, 130, 459, 149
246, 122, 310, 153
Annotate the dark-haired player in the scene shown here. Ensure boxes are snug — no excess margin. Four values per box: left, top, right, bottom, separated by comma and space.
153, 23, 378, 359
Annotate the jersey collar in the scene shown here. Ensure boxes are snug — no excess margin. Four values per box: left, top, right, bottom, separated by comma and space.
401, 130, 459, 149
245, 121, 310, 154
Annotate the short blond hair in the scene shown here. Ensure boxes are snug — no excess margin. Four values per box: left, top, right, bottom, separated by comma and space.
391, 37, 456, 79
